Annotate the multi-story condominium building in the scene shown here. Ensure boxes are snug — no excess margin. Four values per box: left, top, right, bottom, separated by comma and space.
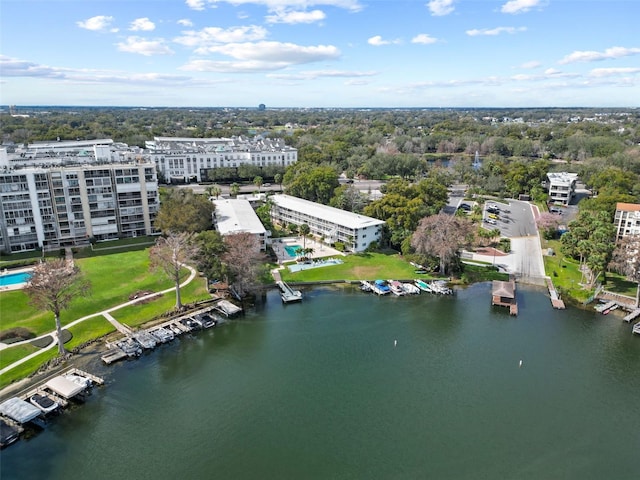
269, 194, 385, 253
614, 203, 640, 240
546, 172, 578, 206
0, 163, 159, 253
145, 136, 297, 183
212, 198, 267, 251
0, 139, 140, 170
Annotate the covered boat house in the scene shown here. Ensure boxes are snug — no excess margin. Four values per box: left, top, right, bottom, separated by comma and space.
491, 280, 518, 316
0, 397, 42, 425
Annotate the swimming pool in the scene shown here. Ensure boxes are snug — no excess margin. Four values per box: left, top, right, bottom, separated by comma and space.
284, 244, 303, 256
0, 271, 32, 287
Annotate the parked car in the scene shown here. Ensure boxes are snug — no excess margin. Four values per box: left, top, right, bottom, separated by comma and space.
488, 213, 499, 220
485, 218, 497, 225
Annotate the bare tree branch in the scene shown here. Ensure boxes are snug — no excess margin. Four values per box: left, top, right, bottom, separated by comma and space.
24, 258, 91, 356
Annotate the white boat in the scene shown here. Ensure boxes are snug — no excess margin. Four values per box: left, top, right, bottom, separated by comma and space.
29, 393, 59, 414
388, 280, 406, 296
430, 280, 452, 295
116, 338, 142, 357
134, 331, 157, 349
402, 282, 421, 294
150, 327, 174, 343
63, 373, 92, 389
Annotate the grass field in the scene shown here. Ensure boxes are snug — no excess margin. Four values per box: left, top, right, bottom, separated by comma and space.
0, 248, 210, 388
278, 252, 436, 283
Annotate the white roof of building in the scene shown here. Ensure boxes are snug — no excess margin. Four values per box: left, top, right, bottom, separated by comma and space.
0, 397, 41, 423
213, 199, 266, 236
271, 194, 385, 230
547, 172, 578, 185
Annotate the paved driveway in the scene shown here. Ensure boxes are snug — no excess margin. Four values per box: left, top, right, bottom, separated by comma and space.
473, 199, 545, 279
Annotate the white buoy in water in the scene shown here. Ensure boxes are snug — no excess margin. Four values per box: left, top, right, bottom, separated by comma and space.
394, 340, 397, 347
519, 360, 523, 367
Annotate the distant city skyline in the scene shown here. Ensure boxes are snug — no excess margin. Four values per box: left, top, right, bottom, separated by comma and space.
1, 0, 638, 108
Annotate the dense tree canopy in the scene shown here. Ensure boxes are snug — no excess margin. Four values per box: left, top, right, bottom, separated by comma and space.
560, 210, 615, 288
155, 188, 215, 234
282, 162, 339, 204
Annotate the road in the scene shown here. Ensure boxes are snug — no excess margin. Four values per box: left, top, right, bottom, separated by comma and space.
475, 199, 546, 279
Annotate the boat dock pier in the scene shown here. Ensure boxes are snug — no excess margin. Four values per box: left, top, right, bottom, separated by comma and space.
546, 278, 565, 309
277, 281, 303, 303
623, 307, 640, 323
595, 301, 617, 313
491, 280, 518, 316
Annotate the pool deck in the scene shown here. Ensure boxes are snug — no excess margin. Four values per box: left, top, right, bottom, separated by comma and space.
0, 267, 35, 292
272, 237, 343, 265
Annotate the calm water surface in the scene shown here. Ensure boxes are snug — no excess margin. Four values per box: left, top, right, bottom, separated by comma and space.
3, 283, 639, 479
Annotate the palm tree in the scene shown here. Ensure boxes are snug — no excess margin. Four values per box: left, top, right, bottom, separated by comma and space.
254, 175, 263, 193
230, 182, 240, 198
206, 184, 221, 199
299, 223, 311, 249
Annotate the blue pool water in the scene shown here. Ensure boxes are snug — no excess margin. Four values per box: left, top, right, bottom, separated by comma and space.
0, 271, 32, 286
284, 244, 302, 256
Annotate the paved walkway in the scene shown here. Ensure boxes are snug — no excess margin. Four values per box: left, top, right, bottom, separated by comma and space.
0, 264, 197, 377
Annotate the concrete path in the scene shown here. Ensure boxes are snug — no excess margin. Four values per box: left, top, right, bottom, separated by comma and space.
0, 264, 197, 376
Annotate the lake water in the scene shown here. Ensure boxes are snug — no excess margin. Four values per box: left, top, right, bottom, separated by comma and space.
2, 283, 639, 479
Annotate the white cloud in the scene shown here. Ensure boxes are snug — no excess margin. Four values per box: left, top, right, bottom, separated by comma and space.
116, 37, 175, 56
466, 26, 526, 36
368, 35, 400, 46
187, 1, 362, 12
559, 46, 640, 64
427, 0, 455, 17
77, 15, 118, 32
520, 60, 541, 69
268, 69, 377, 80
186, 0, 206, 11
178, 19, 194, 27
266, 9, 326, 24
129, 18, 156, 32
174, 26, 268, 52
205, 41, 340, 62
0, 55, 197, 86
501, 0, 543, 14
589, 67, 640, 78
412, 34, 438, 45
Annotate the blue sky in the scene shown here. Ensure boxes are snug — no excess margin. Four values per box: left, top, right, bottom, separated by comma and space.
1, 0, 638, 107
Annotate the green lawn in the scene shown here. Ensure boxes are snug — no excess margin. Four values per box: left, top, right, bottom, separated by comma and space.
1, 250, 185, 337
0, 248, 211, 388
542, 240, 593, 302
279, 252, 440, 283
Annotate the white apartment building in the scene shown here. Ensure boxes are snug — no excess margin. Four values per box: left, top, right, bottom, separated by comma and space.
546, 172, 578, 206
212, 198, 267, 251
614, 203, 640, 240
0, 139, 140, 170
0, 163, 159, 253
145, 136, 297, 183
269, 195, 385, 253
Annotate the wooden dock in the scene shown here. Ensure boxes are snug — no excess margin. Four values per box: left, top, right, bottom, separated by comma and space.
623, 308, 640, 323
491, 280, 518, 316
277, 281, 303, 303
101, 348, 128, 365
546, 278, 566, 309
